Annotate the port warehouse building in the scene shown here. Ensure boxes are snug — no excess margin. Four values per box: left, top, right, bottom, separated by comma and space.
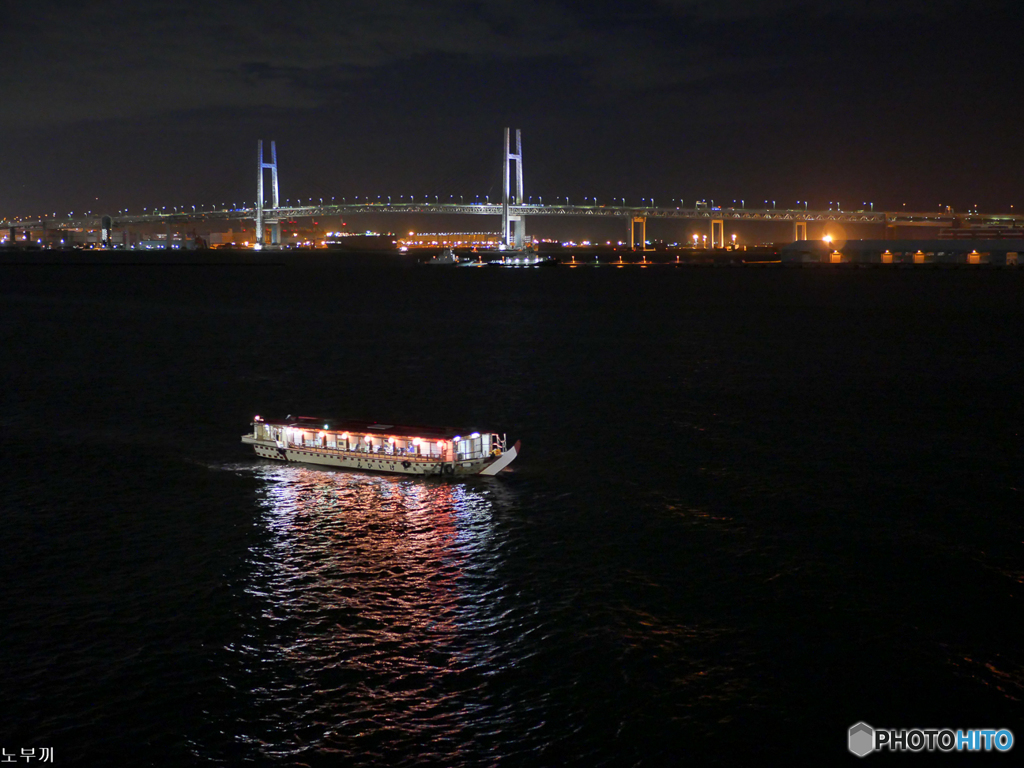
781, 240, 1023, 265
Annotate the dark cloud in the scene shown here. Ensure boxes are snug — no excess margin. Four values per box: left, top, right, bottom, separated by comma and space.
1, 0, 1020, 217
1, 1, 590, 127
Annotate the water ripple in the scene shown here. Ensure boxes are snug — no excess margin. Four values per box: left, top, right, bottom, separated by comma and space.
199, 465, 550, 765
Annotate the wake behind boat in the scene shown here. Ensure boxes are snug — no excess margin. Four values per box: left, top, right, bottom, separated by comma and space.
242, 415, 520, 476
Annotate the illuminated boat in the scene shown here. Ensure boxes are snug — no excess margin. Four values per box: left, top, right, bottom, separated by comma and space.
454, 244, 550, 267
242, 416, 520, 477
480, 248, 555, 267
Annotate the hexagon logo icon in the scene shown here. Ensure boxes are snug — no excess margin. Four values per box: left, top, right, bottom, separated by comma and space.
849, 722, 875, 757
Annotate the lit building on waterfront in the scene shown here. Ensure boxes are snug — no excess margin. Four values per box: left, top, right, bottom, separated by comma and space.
781, 239, 1022, 265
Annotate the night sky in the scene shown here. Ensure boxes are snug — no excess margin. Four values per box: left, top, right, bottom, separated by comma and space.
3, 1, 1020, 223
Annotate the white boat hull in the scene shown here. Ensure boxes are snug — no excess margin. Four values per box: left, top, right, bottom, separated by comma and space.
243, 436, 519, 477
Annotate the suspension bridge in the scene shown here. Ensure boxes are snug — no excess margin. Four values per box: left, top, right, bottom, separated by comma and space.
3, 129, 1021, 250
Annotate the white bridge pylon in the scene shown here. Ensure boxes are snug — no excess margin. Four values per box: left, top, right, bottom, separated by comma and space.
255, 139, 280, 247
502, 128, 525, 248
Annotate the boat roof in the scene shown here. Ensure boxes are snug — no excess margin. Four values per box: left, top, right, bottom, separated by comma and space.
259, 415, 487, 440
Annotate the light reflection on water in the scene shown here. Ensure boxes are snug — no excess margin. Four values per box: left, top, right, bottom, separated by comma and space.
212, 465, 525, 765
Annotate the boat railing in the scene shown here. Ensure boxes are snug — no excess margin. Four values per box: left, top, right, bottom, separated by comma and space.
285, 440, 493, 461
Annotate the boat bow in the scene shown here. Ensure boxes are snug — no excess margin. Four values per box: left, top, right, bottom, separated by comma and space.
479, 440, 520, 475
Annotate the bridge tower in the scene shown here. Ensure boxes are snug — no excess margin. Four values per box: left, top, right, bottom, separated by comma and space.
502, 128, 525, 248
101, 215, 112, 247
255, 140, 280, 247
710, 219, 725, 249
630, 217, 647, 251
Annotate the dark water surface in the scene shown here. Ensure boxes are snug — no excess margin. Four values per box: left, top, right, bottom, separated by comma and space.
2, 262, 1022, 765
